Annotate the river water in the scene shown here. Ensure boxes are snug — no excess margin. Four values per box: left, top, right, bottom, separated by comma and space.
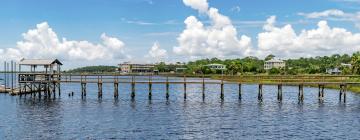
0, 76, 360, 139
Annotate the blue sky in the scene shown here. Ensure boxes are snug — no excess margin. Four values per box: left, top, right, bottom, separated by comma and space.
1, 0, 360, 68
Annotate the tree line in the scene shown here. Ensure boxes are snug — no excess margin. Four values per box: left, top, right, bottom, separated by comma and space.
65, 52, 360, 75
156, 53, 360, 75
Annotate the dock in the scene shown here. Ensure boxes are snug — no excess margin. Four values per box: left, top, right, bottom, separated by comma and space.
1, 59, 359, 102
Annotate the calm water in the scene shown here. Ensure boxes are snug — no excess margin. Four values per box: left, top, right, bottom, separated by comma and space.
0, 76, 360, 139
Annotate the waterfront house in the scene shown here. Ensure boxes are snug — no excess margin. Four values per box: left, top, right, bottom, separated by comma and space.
326, 67, 341, 75
118, 62, 155, 73
205, 64, 226, 70
264, 58, 285, 70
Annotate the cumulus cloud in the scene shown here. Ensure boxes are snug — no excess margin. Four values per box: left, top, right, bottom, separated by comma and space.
0, 22, 127, 61
174, 0, 252, 58
182, 0, 209, 13
147, 42, 168, 58
256, 16, 360, 58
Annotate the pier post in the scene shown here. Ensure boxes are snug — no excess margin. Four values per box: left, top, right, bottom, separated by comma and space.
220, 79, 224, 100
58, 82, 61, 97
277, 84, 282, 101
38, 83, 41, 99
340, 84, 347, 103
98, 82, 103, 98
202, 75, 205, 100
238, 83, 242, 100
81, 83, 87, 96
114, 82, 119, 98
149, 75, 152, 99
131, 76, 135, 99
52, 82, 56, 95
318, 85, 321, 100
98, 76, 102, 98
184, 75, 187, 100
343, 84, 347, 103
298, 84, 304, 102
258, 84, 263, 101
166, 76, 169, 100
321, 85, 325, 99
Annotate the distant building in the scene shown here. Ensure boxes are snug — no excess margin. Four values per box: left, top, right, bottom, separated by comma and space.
118, 62, 155, 73
264, 59, 285, 70
175, 68, 187, 73
326, 67, 341, 75
205, 64, 226, 70
341, 63, 352, 67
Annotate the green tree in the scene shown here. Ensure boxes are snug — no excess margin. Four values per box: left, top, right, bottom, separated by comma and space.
265, 54, 275, 61
351, 52, 360, 74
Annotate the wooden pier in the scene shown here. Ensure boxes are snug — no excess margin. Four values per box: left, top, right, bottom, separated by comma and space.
53, 74, 359, 102
1, 59, 359, 102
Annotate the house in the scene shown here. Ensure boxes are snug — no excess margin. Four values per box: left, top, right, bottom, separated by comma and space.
264, 58, 285, 70
175, 68, 187, 73
341, 63, 352, 68
205, 64, 226, 70
118, 62, 155, 73
326, 67, 342, 75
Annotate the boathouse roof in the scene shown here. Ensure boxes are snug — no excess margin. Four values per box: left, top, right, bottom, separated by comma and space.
19, 59, 63, 66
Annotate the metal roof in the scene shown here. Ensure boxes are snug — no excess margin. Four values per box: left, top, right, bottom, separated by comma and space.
265, 59, 285, 63
19, 59, 63, 66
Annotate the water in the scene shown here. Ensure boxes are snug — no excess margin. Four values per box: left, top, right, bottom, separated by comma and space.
0, 76, 360, 139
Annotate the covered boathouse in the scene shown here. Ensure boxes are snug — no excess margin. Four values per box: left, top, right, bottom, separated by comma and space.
16, 59, 62, 96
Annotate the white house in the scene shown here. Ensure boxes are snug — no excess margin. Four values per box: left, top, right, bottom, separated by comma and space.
264, 58, 285, 70
205, 64, 226, 70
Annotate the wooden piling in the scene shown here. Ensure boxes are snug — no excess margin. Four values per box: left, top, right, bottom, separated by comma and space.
258, 84, 263, 101
238, 83, 242, 100
220, 79, 224, 100
277, 84, 282, 101
340, 84, 347, 103
166, 76, 169, 99
114, 83, 119, 98
202, 75, 205, 100
343, 84, 347, 103
131, 76, 135, 99
81, 83, 86, 96
318, 85, 321, 100
184, 75, 187, 100
98, 76, 102, 98
321, 85, 325, 99
298, 84, 304, 102
149, 75, 152, 99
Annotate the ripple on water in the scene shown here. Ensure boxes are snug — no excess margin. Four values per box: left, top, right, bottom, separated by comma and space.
0, 80, 359, 139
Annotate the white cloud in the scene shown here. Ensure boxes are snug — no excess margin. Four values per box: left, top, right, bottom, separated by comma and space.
174, 0, 252, 58
148, 42, 168, 58
256, 16, 360, 58
298, 9, 360, 29
0, 22, 127, 61
298, 9, 345, 18
182, 0, 209, 13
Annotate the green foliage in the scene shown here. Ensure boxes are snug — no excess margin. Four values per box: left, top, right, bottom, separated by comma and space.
268, 68, 280, 75
351, 52, 360, 74
265, 54, 275, 61
66, 66, 117, 73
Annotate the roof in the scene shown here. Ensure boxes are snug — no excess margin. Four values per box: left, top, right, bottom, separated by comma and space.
265, 59, 284, 63
205, 63, 225, 66
19, 59, 63, 66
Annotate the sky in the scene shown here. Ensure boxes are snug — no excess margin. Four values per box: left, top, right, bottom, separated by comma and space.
1, 0, 360, 69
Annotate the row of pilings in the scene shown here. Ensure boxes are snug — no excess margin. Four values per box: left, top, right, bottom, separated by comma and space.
79, 81, 347, 103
